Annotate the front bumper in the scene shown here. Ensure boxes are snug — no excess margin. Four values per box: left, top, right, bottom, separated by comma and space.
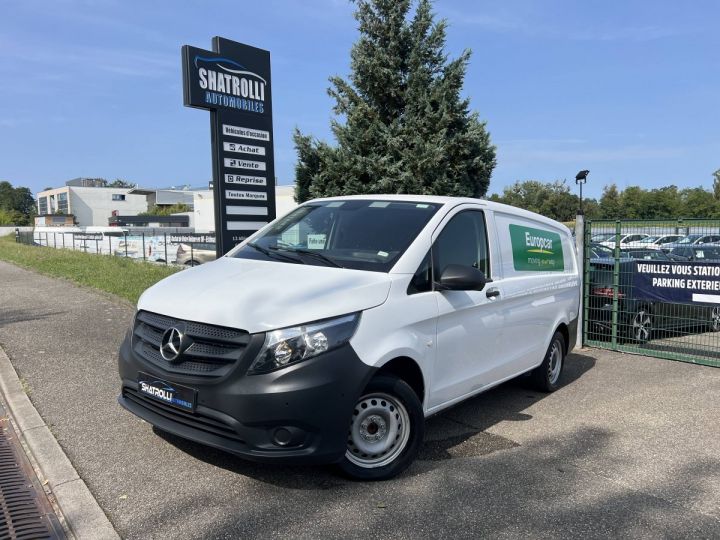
118, 335, 376, 464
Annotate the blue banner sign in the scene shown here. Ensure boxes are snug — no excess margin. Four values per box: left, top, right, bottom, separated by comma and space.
634, 261, 720, 304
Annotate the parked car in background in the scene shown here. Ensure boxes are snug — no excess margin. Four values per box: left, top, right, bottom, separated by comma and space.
176, 242, 217, 266
32, 226, 82, 247
624, 249, 677, 261
114, 235, 177, 264
590, 243, 614, 258
660, 234, 720, 252
622, 234, 684, 250
668, 245, 720, 262
593, 233, 650, 248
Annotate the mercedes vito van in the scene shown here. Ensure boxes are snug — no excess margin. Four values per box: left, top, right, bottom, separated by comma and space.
118, 196, 579, 480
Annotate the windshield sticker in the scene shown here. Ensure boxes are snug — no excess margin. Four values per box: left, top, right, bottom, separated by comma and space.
509, 224, 564, 272
378, 250, 389, 258
307, 234, 326, 250
369, 201, 391, 208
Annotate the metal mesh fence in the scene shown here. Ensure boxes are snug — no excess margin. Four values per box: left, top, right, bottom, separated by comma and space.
584, 219, 720, 367
14, 230, 217, 268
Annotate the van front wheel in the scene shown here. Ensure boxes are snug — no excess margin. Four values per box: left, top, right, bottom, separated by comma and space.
531, 332, 565, 392
338, 375, 424, 481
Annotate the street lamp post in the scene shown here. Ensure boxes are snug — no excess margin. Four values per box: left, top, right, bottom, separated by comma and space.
575, 169, 590, 214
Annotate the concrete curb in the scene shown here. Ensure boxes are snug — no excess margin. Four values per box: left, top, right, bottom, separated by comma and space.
0, 345, 119, 539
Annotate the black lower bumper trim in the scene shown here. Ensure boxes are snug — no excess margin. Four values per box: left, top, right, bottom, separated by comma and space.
118, 336, 376, 465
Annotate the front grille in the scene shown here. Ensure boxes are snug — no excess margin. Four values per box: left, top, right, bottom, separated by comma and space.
133, 310, 250, 377
122, 387, 245, 443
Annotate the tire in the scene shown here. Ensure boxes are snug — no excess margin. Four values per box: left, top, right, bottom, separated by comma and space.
185, 260, 200, 267
531, 331, 565, 392
337, 375, 424, 481
629, 307, 653, 343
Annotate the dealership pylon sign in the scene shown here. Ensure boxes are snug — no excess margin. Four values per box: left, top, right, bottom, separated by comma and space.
182, 37, 276, 256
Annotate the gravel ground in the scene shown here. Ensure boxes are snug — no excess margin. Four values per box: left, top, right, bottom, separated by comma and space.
1, 259, 720, 539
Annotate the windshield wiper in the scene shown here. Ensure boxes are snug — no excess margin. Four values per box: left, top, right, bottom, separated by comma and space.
247, 242, 303, 264
269, 246, 344, 268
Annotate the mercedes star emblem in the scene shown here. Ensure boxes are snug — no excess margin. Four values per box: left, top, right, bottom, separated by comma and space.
160, 327, 185, 362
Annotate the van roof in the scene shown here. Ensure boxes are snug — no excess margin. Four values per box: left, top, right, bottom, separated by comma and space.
306, 194, 572, 234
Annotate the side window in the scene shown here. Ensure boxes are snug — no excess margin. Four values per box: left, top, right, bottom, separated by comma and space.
432, 211, 489, 278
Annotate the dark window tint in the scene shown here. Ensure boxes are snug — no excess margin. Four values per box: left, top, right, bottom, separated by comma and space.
432, 211, 489, 278
408, 251, 432, 294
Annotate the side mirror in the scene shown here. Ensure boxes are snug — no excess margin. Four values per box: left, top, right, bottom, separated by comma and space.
437, 264, 487, 291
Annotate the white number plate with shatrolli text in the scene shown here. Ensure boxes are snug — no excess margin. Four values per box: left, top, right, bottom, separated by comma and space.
138, 372, 196, 412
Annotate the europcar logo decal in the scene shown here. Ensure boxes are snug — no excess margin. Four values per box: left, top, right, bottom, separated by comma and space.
524, 232, 554, 254
195, 56, 266, 113
510, 224, 564, 272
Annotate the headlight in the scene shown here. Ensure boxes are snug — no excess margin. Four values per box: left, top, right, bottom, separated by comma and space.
248, 313, 360, 374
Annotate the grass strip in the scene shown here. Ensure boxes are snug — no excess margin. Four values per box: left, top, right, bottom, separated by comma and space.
0, 234, 179, 304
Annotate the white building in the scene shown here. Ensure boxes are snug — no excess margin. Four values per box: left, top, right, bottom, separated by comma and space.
36, 186, 148, 227
192, 185, 298, 233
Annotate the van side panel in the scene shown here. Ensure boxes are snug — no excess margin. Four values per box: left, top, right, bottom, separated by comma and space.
491, 211, 579, 372
349, 275, 437, 410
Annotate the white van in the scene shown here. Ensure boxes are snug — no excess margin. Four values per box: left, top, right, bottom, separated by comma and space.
82, 226, 128, 254
33, 226, 82, 248
118, 196, 579, 480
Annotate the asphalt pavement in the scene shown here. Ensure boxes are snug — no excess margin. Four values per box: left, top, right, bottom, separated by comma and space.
1, 260, 720, 539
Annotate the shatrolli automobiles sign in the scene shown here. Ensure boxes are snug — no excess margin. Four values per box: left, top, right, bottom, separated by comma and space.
182, 37, 276, 256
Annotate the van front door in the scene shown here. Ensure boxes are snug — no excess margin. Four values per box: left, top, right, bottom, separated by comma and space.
429, 208, 505, 410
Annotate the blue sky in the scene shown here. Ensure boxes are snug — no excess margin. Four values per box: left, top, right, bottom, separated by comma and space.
1, 0, 718, 199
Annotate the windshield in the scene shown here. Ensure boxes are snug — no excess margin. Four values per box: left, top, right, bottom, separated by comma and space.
677, 235, 701, 244
626, 250, 669, 260
232, 199, 442, 272
592, 233, 615, 242
590, 244, 613, 258
637, 236, 659, 244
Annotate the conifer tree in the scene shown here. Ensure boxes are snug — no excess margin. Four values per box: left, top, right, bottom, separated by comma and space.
293, 0, 496, 202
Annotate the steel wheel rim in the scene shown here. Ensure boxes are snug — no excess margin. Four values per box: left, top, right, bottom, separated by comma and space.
633, 311, 651, 341
346, 392, 410, 469
712, 307, 720, 331
547, 339, 563, 384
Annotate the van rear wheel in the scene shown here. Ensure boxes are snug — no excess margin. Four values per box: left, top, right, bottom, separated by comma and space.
338, 375, 424, 481
531, 332, 565, 392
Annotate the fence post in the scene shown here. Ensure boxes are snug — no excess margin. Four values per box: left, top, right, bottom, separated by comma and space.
190, 243, 195, 267
54, 232, 57, 248
62, 233, 65, 249
124, 232, 128, 258
575, 214, 585, 348
108, 235, 111, 256
45, 232, 48, 246
611, 220, 622, 349
142, 233, 146, 262
164, 233, 168, 265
